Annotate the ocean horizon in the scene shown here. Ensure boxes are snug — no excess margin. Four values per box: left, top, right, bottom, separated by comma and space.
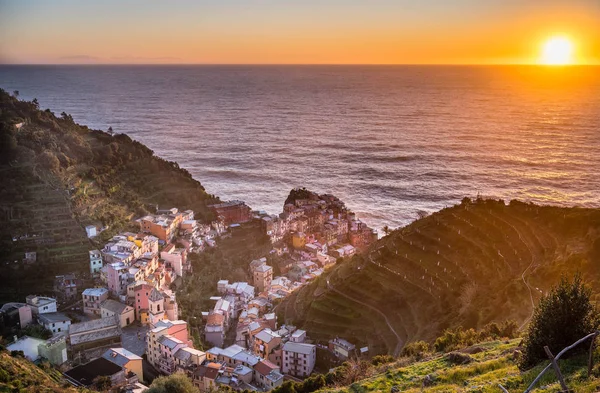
2, 64, 599, 231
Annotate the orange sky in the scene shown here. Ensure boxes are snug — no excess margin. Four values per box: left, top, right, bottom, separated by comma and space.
0, 1, 599, 64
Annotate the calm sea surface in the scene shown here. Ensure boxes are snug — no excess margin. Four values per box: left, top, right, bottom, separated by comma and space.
1, 65, 599, 231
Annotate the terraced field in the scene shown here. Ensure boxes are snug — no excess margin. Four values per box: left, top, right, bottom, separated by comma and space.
280, 199, 600, 355
0, 89, 218, 302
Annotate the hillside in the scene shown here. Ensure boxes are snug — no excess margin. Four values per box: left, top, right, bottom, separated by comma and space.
0, 350, 87, 392
316, 339, 600, 393
0, 89, 219, 302
279, 198, 600, 355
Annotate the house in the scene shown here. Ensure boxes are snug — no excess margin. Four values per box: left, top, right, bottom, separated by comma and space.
68, 317, 121, 358
205, 312, 225, 348
290, 329, 306, 343
253, 329, 281, 359
106, 262, 130, 295
252, 264, 273, 293
155, 335, 185, 374
54, 274, 79, 300
0, 302, 33, 329
281, 342, 316, 377
25, 295, 57, 315
82, 287, 109, 316
6, 336, 46, 362
137, 211, 183, 242
38, 312, 71, 335
101, 300, 135, 328
64, 357, 128, 388
103, 348, 143, 382
173, 347, 206, 371
329, 338, 356, 360
208, 200, 252, 225
38, 335, 68, 365
192, 363, 221, 392
161, 244, 188, 278
7, 335, 68, 366
146, 320, 192, 372
89, 250, 103, 276
254, 360, 284, 390
85, 225, 97, 238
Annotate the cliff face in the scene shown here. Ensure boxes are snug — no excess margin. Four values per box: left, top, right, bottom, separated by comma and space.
0, 89, 218, 301
279, 199, 600, 355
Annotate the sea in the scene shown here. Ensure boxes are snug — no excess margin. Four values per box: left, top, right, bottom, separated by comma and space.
1, 65, 599, 232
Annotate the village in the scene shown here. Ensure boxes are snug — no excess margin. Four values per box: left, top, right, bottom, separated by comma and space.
1, 189, 377, 392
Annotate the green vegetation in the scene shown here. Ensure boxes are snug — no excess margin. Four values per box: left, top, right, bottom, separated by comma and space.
146, 373, 199, 393
280, 198, 600, 355
0, 349, 87, 392
20, 324, 53, 340
0, 89, 219, 302
520, 274, 600, 370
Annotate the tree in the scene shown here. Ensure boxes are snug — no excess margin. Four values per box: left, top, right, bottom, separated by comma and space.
12, 90, 19, 98
519, 274, 599, 370
146, 373, 199, 393
93, 375, 111, 391
107, 126, 114, 136
382, 225, 391, 236
32, 98, 39, 109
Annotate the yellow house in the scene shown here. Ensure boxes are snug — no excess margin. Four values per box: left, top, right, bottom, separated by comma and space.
103, 348, 143, 382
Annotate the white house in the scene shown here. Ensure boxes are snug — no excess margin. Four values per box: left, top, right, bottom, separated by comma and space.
281, 342, 316, 377
89, 249, 103, 276
85, 225, 97, 238
25, 295, 57, 315
7, 336, 46, 361
37, 312, 71, 335
82, 287, 109, 316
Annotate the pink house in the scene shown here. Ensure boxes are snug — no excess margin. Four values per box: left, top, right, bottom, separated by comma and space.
106, 262, 129, 295
134, 283, 153, 323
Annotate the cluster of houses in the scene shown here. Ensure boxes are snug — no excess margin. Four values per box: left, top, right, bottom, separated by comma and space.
2, 206, 229, 392
256, 189, 378, 254
1, 194, 370, 392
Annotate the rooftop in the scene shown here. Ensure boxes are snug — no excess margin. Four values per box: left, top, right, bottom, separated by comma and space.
38, 312, 71, 324
64, 357, 123, 386
69, 316, 118, 335
283, 342, 315, 355
102, 348, 142, 367
101, 299, 130, 315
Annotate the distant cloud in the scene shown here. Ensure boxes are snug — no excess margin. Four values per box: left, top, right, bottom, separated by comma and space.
110, 55, 182, 61
58, 55, 100, 60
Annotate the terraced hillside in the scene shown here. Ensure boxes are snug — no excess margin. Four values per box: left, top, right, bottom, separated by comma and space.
0, 89, 219, 302
0, 350, 88, 392
280, 199, 600, 355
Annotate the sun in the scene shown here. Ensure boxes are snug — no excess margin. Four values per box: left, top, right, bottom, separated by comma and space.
540, 37, 574, 65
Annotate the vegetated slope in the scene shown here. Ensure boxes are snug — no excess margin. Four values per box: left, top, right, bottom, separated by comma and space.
319, 339, 600, 393
0, 350, 87, 393
280, 199, 600, 355
0, 89, 219, 302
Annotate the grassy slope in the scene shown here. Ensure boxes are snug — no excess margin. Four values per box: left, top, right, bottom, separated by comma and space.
280, 199, 600, 355
0, 90, 219, 302
0, 351, 88, 393
320, 340, 600, 393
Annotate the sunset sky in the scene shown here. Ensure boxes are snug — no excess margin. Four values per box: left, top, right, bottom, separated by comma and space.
1, 0, 599, 65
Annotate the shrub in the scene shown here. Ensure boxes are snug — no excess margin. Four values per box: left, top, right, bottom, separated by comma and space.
371, 354, 395, 365
146, 373, 199, 393
519, 274, 599, 370
401, 341, 430, 359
